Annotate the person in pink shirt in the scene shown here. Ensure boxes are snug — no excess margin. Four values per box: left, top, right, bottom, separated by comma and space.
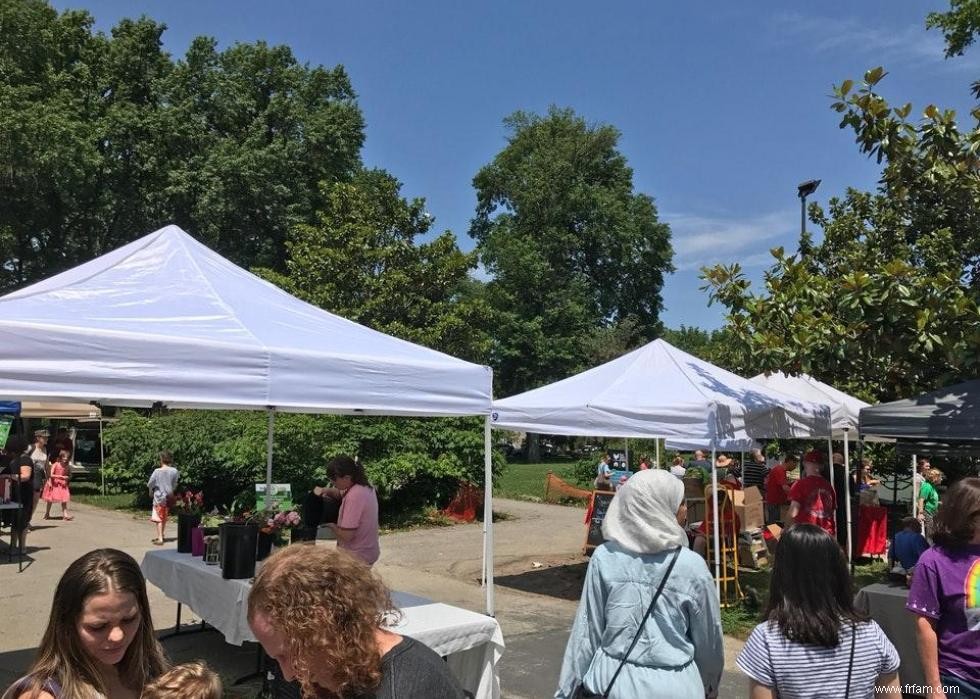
316, 455, 380, 566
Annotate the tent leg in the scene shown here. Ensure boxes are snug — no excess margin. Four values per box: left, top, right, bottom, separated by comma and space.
99, 417, 106, 496
911, 454, 918, 518
654, 439, 659, 468
483, 416, 494, 617
265, 409, 275, 510
625, 439, 630, 470
711, 448, 720, 599
827, 438, 835, 532
844, 430, 853, 564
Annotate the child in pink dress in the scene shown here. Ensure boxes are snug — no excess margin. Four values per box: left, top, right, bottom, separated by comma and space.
42, 449, 73, 520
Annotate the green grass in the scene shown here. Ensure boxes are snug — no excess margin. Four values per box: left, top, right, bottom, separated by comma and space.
494, 461, 584, 503
722, 558, 890, 638
70, 481, 140, 511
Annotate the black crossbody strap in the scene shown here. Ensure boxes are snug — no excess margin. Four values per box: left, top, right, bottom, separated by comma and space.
601, 546, 682, 697
844, 622, 856, 696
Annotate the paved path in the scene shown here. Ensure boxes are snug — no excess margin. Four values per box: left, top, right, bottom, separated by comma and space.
0, 499, 750, 698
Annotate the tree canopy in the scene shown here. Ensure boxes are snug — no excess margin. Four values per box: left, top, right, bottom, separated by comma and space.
702, 65, 980, 402
0, 0, 363, 291
470, 107, 674, 396
258, 168, 492, 363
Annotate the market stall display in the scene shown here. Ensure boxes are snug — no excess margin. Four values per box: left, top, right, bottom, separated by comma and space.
141, 549, 503, 698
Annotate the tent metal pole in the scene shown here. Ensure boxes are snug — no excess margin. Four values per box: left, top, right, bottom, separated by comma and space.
844, 429, 853, 564
911, 454, 918, 518
654, 438, 659, 468
625, 439, 630, 470
827, 438, 835, 532
483, 416, 494, 617
711, 447, 721, 598
99, 417, 105, 496
265, 408, 275, 509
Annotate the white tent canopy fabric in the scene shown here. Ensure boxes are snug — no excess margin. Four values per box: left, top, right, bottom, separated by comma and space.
491, 339, 831, 443
491, 340, 832, 598
750, 372, 868, 438
0, 225, 492, 416
0, 225, 497, 614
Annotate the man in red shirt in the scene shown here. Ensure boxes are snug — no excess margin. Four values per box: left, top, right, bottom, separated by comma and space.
765, 454, 798, 525
788, 450, 836, 537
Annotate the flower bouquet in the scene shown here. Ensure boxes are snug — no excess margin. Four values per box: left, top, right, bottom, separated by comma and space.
172, 490, 205, 515
264, 509, 302, 546
172, 491, 205, 553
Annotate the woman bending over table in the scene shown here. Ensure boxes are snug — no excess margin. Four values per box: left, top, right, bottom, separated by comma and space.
315, 455, 380, 566
2, 548, 168, 699
248, 545, 465, 698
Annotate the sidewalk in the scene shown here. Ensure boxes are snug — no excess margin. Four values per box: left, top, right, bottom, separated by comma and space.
0, 499, 750, 697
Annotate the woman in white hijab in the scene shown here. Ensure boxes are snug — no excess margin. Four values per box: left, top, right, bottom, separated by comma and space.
555, 470, 724, 699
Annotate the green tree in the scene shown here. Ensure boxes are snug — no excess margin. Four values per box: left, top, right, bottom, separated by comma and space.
702, 68, 980, 402
103, 409, 499, 520
258, 168, 493, 363
0, 0, 363, 291
470, 107, 674, 398
927, 0, 980, 58
659, 326, 735, 370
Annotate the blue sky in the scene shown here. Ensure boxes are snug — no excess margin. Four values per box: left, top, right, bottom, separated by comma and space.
53, 0, 979, 329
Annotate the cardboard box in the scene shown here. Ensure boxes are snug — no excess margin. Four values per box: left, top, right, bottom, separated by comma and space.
730, 486, 764, 532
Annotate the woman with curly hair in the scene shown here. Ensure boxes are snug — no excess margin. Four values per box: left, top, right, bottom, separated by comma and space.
248, 545, 465, 698
2, 548, 168, 699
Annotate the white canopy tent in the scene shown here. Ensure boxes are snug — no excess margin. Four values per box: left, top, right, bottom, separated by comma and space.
750, 372, 870, 562
492, 339, 832, 593
0, 225, 498, 613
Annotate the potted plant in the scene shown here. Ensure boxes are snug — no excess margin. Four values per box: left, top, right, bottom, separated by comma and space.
220, 507, 263, 580
171, 490, 204, 553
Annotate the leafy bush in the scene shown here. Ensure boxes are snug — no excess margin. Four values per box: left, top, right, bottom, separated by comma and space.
102, 410, 503, 522
571, 456, 600, 488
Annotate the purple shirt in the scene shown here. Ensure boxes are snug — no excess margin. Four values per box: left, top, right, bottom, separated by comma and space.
906, 544, 980, 683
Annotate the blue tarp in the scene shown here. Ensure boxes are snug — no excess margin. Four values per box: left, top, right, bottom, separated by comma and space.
0, 401, 21, 416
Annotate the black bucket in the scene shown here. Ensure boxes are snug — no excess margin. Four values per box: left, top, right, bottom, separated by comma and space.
176, 513, 201, 553
256, 530, 274, 561
220, 523, 258, 579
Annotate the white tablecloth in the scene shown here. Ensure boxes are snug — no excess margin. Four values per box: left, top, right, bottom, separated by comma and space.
141, 550, 503, 698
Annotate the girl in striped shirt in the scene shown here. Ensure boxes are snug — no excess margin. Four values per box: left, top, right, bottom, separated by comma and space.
736, 524, 900, 698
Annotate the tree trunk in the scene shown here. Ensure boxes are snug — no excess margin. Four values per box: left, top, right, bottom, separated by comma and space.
526, 433, 540, 463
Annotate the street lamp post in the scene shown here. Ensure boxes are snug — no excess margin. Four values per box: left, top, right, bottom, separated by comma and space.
797, 179, 821, 239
